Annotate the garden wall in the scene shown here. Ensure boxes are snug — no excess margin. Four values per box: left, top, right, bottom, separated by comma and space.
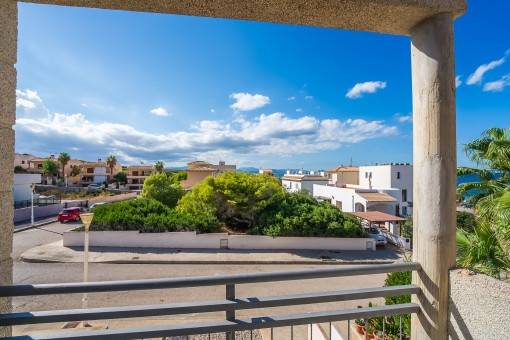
13, 204, 63, 223
63, 231, 376, 251
380, 230, 412, 250
87, 192, 138, 207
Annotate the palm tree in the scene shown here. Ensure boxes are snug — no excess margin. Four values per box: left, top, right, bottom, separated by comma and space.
155, 161, 164, 173
457, 127, 510, 204
58, 152, 71, 179
106, 155, 117, 182
42, 159, 59, 184
456, 223, 510, 280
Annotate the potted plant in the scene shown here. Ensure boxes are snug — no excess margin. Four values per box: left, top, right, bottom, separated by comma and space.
374, 330, 387, 340
355, 318, 365, 334
364, 323, 375, 340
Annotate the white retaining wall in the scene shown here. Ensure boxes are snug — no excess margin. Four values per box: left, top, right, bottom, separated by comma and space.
63, 231, 376, 250
14, 203, 64, 223
381, 230, 411, 250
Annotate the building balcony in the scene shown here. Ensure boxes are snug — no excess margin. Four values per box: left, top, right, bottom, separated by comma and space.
127, 175, 151, 179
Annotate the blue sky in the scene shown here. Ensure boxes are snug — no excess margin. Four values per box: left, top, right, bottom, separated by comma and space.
14, 1, 510, 169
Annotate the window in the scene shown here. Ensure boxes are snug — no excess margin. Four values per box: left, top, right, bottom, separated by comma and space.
402, 189, 407, 202
397, 171, 401, 179
365, 172, 368, 178
21, 160, 25, 164
402, 206, 408, 216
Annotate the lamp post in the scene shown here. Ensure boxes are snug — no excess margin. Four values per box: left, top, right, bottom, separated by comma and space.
30, 184, 35, 227
80, 212, 94, 327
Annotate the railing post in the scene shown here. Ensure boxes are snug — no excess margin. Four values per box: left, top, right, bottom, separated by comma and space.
226, 284, 235, 340
411, 12, 457, 340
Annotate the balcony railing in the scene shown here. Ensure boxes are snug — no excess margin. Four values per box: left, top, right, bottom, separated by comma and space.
0, 262, 420, 339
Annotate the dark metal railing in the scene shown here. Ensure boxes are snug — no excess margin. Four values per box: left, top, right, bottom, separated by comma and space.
0, 262, 421, 340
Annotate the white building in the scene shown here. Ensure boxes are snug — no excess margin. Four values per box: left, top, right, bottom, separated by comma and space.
313, 163, 413, 216
282, 170, 329, 193
12, 174, 41, 202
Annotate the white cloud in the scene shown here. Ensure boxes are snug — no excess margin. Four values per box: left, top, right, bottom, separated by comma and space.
483, 74, 510, 92
16, 97, 36, 109
305, 96, 313, 100
394, 113, 413, 123
287, 96, 296, 100
296, 108, 302, 112
229, 93, 270, 111
150, 107, 171, 117
15, 90, 399, 164
82, 103, 88, 107
346, 81, 386, 99
466, 51, 509, 85
210, 109, 215, 113
455, 76, 462, 88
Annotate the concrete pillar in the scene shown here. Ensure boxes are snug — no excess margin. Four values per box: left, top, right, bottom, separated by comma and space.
410, 13, 457, 340
0, 0, 17, 337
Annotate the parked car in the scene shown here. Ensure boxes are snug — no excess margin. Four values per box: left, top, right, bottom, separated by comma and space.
87, 184, 102, 189
367, 227, 387, 246
90, 202, 108, 209
58, 207, 89, 223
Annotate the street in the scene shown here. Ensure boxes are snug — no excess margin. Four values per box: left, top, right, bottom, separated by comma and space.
12, 221, 391, 339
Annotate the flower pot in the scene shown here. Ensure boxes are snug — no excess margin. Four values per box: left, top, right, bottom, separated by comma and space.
373, 331, 388, 340
355, 323, 365, 334
363, 329, 375, 340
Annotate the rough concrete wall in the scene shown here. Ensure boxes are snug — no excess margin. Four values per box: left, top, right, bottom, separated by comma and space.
19, 0, 467, 36
448, 268, 510, 339
0, 1, 16, 336
13, 204, 64, 223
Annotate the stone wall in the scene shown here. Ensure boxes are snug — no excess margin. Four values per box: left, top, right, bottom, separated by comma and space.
448, 268, 510, 339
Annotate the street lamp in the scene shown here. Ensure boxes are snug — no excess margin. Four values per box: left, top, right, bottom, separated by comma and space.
30, 184, 35, 227
80, 212, 94, 326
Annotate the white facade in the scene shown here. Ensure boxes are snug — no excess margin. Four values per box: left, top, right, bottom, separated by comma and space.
282, 170, 329, 193
93, 166, 107, 183
314, 163, 413, 216
12, 174, 41, 202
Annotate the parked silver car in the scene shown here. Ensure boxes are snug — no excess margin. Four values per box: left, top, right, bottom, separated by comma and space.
367, 227, 387, 246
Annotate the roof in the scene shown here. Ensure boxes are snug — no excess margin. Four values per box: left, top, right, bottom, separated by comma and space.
186, 166, 216, 172
347, 211, 407, 222
357, 192, 398, 202
188, 161, 212, 166
127, 165, 154, 169
281, 175, 329, 182
325, 166, 359, 172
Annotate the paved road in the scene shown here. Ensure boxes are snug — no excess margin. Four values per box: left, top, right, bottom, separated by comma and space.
12, 222, 391, 339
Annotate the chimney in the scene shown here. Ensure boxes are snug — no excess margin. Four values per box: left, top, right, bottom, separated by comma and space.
50, 155, 55, 160
97, 158, 102, 163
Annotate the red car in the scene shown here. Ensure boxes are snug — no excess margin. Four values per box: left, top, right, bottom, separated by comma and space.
58, 207, 89, 222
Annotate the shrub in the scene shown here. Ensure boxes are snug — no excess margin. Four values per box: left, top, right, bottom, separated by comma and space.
177, 171, 285, 231
141, 173, 185, 208
456, 211, 477, 233
89, 198, 219, 233
383, 256, 412, 336
250, 192, 365, 238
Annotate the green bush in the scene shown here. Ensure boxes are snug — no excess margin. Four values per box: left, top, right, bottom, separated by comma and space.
141, 173, 185, 208
89, 198, 219, 233
250, 192, 365, 238
383, 267, 412, 336
456, 211, 477, 233
177, 171, 285, 231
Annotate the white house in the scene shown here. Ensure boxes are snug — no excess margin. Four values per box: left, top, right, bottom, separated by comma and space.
12, 174, 41, 202
313, 163, 413, 216
281, 170, 329, 193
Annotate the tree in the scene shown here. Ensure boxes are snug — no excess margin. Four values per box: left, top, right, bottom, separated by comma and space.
457, 127, 510, 280
155, 161, 164, 173
141, 173, 185, 209
71, 165, 82, 177
457, 127, 510, 204
177, 171, 285, 231
14, 165, 27, 174
113, 171, 127, 185
106, 155, 117, 182
58, 152, 71, 179
456, 223, 510, 280
42, 159, 59, 179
